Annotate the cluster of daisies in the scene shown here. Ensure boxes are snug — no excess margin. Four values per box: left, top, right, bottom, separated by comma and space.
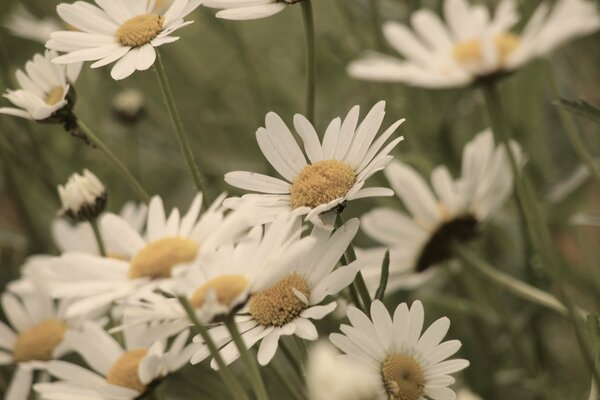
1, 0, 599, 399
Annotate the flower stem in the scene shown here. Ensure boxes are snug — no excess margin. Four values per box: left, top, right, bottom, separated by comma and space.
482, 82, 600, 386
269, 364, 306, 400
301, 0, 316, 125
177, 297, 250, 400
225, 316, 269, 400
154, 50, 209, 195
281, 340, 304, 378
545, 63, 600, 183
76, 120, 150, 203
90, 218, 106, 257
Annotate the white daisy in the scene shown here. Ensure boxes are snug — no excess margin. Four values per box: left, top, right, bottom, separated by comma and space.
34, 322, 195, 400
0, 50, 81, 121
225, 101, 404, 229
47, 0, 202, 80
306, 340, 380, 400
0, 284, 78, 400
202, 0, 290, 21
4, 5, 63, 44
348, 0, 600, 88
191, 217, 368, 367
48, 193, 253, 318
58, 169, 107, 222
330, 300, 470, 400
359, 129, 522, 294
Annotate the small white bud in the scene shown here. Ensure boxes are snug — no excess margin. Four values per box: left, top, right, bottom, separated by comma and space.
112, 89, 145, 122
57, 169, 107, 221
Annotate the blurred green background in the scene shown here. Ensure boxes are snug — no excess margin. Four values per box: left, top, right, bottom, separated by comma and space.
0, 0, 599, 399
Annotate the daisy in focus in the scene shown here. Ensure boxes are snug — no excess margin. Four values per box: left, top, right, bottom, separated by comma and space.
330, 300, 469, 400
49, 193, 252, 317
359, 130, 522, 294
191, 218, 367, 367
47, 0, 202, 80
0, 285, 77, 400
0, 50, 81, 121
225, 101, 404, 229
202, 0, 292, 21
348, 0, 600, 88
34, 322, 194, 400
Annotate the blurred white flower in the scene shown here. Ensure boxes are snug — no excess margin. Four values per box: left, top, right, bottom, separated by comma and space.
457, 388, 483, 400
47, 0, 202, 80
203, 0, 290, 21
225, 101, 404, 230
359, 129, 522, 294
330, 300, 469, 400
4, 6, 63, 44
34, 322, 194, 400
0, 50, 81, 121
192, 217, 367, 367
112, 89, 145, 122
58, 169, 107, 222
348, 0, 600, 88
307, 341, 379, 400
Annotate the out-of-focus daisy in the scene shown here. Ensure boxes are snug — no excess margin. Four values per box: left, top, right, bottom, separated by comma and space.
0, 50, 81, 121
457, 388, 482, 400
225, 101, 404, 229
359, 130, 522, 293
307, 340, 379, 400
4, 6, 63, 44
47, 0, 202, 80
191, 218, 367, 367
49, 194, 252, 317
34, 322, 194, 400
120, 213, 314, 340
58, 169, 107, 222
348, 0, 600, 88
112, 88, 145, 122
0, 285, 77, 400
330, 300, 469, 400
203, 0, 290, 21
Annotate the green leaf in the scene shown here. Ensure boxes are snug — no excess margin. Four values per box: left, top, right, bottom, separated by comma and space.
374, 250, 390, 301
553, 98, 600, 124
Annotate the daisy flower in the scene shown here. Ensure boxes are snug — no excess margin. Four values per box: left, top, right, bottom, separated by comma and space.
34, 322, 195, 400
121, 213, 314, 339
0, 50, 81, 121
348, 0, 600, 88
330, 300, 470, 400
58, 169, 107, 222
359, 130, 522, 294
191, 218, 368, 367
47, 0, 202, 80
49, 193, 253, 318
225, 101, 404, 229
0, 284, 78, 400
202, 0, 290, 21
4, 6, 62, 44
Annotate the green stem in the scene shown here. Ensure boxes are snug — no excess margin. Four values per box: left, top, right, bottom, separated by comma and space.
294, 337, 307, 363
225, 316, 269, 400
301, 0, 316, 125
270, 364, 306, 400
482, 82, 600, 386
177, 297, 249, 400
453, 244, 568, 316
545, 63, 600, 183
90, 218, 106, 257
154, 50, 209, 195
281, 340, 304, 379
76, 120, 150, 203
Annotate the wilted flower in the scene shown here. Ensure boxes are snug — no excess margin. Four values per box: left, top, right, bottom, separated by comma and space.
58, 169, 107, 222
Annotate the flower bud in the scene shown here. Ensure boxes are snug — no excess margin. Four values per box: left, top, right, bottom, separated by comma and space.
58, 169, 107, 222
112, 89, 145, 123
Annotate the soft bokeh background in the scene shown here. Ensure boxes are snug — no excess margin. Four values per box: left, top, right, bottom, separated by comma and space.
0, 0, 599, 398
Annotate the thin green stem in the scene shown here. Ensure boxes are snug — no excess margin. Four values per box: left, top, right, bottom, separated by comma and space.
294, 336, 307, 363
482, 83, 600, 386
270, 364, 306, 400
281, 340, 304, 379
225, 316, 269, 400
154, 50, 209, 195
177, 297, 249, 400
301, 0, 316, 125
545, 63, 600, 183
76, 120, 150, 203
90, 219, 106, 257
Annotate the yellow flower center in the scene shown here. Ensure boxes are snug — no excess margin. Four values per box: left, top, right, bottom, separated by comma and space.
453, 33, 520, 67
106, 349, 148, 393
129, 237, 199, 279
248, 273, 309, 327
381, 354, 425, 400
290, 160, 356, 209
190, 275, 250, 310
13, 319, 67, 362
116, 14, 164, 47
45, 86, 65, 106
